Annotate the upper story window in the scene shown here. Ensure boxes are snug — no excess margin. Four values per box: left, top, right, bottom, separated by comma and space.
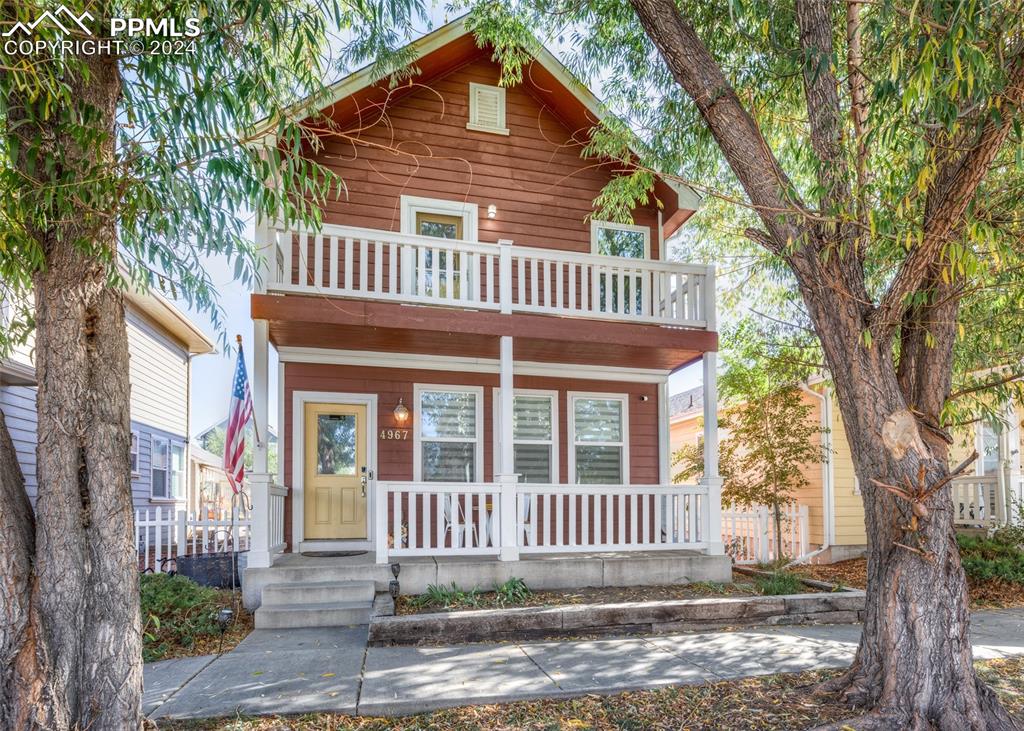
400, 195, 478, 242
467, 83, 509, 136
415, 385, 484, 482
591, 220, 651, 259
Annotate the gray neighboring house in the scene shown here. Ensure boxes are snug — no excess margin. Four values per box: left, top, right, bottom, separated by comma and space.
0, 288, 214, 510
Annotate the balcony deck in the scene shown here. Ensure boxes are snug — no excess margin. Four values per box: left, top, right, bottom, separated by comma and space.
265, 224, 714, 329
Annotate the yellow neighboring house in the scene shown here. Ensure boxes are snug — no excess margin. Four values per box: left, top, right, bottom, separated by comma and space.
669, 382, 1023, 564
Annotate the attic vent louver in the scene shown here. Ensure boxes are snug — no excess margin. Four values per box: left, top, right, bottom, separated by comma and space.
467, 82, 509, 136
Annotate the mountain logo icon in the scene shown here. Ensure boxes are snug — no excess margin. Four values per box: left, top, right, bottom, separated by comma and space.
4, 6, 94, 37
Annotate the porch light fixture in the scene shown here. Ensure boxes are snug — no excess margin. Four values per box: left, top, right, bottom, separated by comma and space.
487, 204, 497, 219
393, 398, 410, 424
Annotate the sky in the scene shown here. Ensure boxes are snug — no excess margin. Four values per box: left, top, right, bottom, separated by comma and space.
181, 5, 705, 437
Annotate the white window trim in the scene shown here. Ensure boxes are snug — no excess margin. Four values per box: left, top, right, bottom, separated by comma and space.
400, 195, 478, 242
466, 82, 510, 136
130, 429, 140, 477
413, 384, 485, 483
567, 391, 630, 485
590, 220, 651, 259
492, 388, 559, 483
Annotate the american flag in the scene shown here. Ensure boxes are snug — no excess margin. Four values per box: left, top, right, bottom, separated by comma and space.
224, 341, 254, 494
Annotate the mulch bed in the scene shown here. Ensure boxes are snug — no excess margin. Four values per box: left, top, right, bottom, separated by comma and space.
395, 571, 765, 616
790, 558, 1024, 609
145, 588, 253, 661
153, 656, 1024, 730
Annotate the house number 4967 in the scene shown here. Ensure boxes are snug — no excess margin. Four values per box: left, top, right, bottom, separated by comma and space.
380, 429, 410, 440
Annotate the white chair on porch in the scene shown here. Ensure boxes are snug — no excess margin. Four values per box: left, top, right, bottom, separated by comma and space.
443, 494, 471, 548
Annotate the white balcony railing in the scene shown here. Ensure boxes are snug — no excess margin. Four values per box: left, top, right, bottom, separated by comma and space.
374, 481, 710, 562
267, 223, 714, 329
951, 475, 1006, 527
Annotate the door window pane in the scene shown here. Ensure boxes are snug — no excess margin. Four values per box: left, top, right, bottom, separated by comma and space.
317, 414, 357, 475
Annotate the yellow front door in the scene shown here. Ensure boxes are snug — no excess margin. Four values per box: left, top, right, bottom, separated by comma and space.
304, 402, 367, 539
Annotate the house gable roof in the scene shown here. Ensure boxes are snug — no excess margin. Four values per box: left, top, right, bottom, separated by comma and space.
251, 17, 701, 235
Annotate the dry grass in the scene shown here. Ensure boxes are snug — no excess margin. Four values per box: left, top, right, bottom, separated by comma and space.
152, 657, 1024, 730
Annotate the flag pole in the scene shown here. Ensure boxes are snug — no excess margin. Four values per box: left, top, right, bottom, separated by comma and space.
237, 334, 263, 449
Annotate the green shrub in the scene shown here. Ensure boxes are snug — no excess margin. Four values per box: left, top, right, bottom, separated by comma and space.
409, 581, 481, 609
494, 577, 530, 605
755, 571, 805, 596
140, 573, 224, 662
957, 535, 1024, 584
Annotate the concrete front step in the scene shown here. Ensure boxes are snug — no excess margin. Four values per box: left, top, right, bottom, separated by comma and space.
262, 580, 375, 606
254, 600, 373, 629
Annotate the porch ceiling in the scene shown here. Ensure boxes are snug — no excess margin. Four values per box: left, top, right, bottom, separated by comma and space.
251, 294, 716, 371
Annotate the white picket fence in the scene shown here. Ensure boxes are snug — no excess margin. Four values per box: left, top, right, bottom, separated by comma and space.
721, 504, 810, 564
135, 506, 251, 573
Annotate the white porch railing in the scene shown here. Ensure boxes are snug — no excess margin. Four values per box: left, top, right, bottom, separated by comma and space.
375, 481, 709, 562
378, 482, 503, 557
951, 475, 1006, 528
135, 506, 251, 573
269, 483, 287, 554
267, 224, 713, 329
721, 504, 810, 565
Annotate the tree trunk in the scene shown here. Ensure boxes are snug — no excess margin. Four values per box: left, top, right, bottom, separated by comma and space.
804, 292, 1018, 731
0, 47, 143, 730
772, 504, 784, 562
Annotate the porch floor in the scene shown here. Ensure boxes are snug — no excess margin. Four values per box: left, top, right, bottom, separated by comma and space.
242, 550, 731, 610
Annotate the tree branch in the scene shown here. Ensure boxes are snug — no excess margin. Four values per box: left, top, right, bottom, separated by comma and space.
796, 0, 850, 214
846, 0, 869, 234
628, 0, 806, 253
872, 52, 1024, 333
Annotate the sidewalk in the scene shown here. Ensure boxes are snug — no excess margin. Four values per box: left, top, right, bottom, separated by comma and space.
145, 608, 1024, 720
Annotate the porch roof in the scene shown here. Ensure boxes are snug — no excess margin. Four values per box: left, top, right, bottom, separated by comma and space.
251, 293, 716, 371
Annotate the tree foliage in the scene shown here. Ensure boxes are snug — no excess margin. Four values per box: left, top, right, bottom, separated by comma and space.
0, 0, 427, 350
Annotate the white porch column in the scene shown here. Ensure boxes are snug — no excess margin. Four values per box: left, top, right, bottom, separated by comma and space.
700, 351, 724, 554
1009, 404, 1023, 524
497, 335, 520, 560
247, 472, 273, 568
247, 318, 274, 568
253, 319, 270, 474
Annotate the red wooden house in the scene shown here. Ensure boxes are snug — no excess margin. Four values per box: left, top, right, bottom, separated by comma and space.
242, 18, 726, 622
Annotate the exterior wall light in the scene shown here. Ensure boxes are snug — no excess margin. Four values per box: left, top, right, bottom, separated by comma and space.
393, 398, 410, 424
487, 204, 497, 219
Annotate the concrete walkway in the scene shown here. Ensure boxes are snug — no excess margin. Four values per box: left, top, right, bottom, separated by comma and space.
145, 608, 1024, 720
